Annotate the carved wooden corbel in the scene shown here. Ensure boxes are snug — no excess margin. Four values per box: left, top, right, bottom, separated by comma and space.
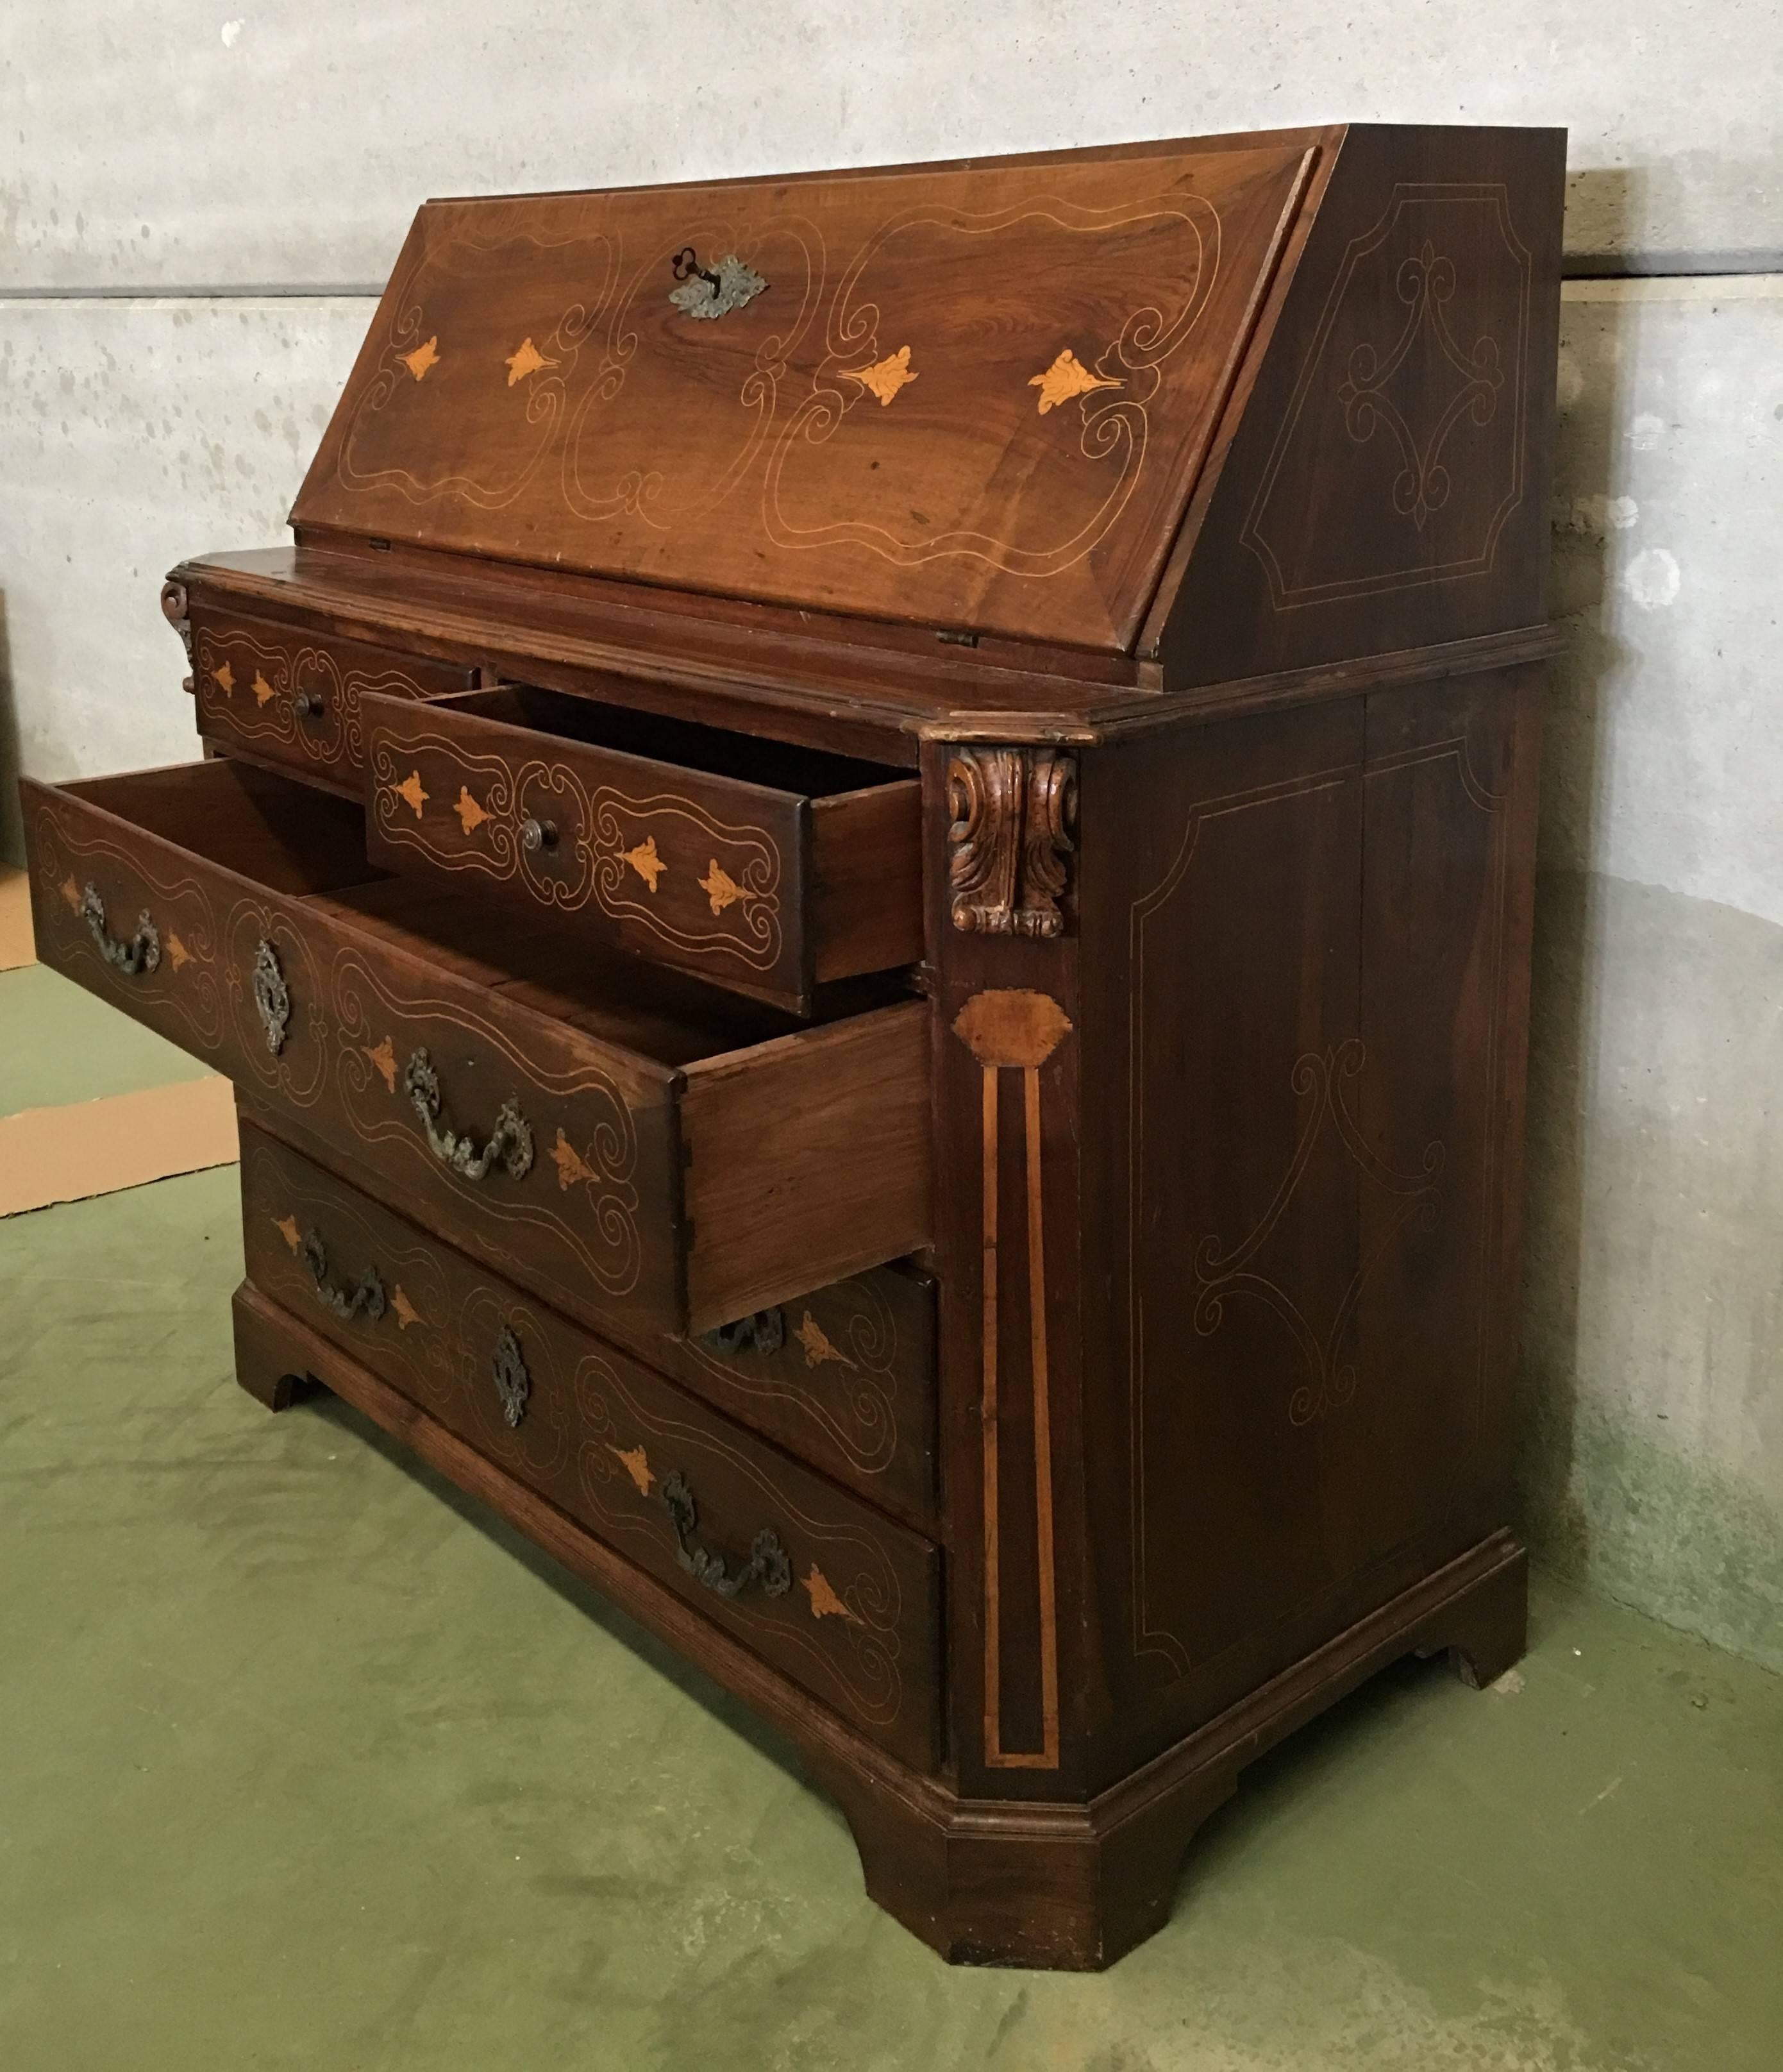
160, 580, 194, 694
946, 746, 1078, 938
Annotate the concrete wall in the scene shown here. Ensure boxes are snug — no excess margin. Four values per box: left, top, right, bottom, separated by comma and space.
3, 4, 1779, 1668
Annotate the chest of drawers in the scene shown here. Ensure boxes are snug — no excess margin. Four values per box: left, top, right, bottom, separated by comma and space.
24, 121, 1565, 1968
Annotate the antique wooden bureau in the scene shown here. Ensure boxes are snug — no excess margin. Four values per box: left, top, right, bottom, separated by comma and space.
21, 122, 1564, 1969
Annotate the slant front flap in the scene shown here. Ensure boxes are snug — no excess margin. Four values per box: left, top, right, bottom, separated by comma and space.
292, 142, 1314, 652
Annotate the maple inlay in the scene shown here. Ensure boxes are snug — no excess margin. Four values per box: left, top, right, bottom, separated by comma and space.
401, 336, 440, 381
392, 770, 430, 818
391, 1287, 422, 1330
699, 861, 759, 916
167, 932, 191, 972
610, 1443, 654, 1496
548, 1128, 596, 1192
795, 1311, 856, 1370
803, 1567, 862, 1623
1028, 348, 1124, 415
363, 1036, 398, 1093
212, 661, 235, 698
273, 1215, 301, 1252
59, 875, 81, 914
454, 786, 489, 836
505, 337, 557, 386
251, 670, 276, 707
621, 836, 665, 891
844, 346, 918, 407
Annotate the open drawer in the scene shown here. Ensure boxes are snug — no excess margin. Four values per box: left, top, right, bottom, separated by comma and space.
21, 759, 931, 1337
360, 682, 923, 1013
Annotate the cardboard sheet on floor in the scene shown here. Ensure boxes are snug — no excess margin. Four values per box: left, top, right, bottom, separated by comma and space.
0, 1076, 239, 1217
0, 869, 34, 972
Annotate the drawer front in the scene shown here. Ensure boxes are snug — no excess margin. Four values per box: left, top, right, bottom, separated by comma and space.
654, 1269, 937, 1527
193, 609, 475, 789
239, 1121, 942, 1770
23, 765, 931, 1347
22, 775, 681, 1336
363, 689, 922, 1011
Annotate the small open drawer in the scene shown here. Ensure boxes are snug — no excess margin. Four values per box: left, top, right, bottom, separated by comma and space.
21, 759, 932, 1338
360, 682, 925, 1013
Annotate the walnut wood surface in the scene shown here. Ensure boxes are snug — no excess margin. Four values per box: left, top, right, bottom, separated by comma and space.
293, 142, 1312, 652
192, 605, 474, 789
231, 1265, 1526, 1969
26, 119, 1566, 1971
237, 1118, 941, 1767
244, 1089, 940, 1524
681, 1002, 932, 1331
22, 760, 931, 1340
362, 681, 922, 1009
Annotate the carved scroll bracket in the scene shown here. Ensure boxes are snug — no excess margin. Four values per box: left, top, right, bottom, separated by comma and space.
160, 580, 194, 695
946, 747, 1078, 939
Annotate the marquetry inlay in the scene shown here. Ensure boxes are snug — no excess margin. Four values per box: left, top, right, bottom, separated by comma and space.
803, 1566, 862, 1622
505, 337, 557, 386
699, 860, 758, 916
401, 336, 440, 381
454, 787, 489, 835
391, 1287, 422, 1331
392, 771, 430, 818
618, 836, 665, 891
1029, 348, 1123, 414
844, 346, 918, 406
362, 1036, 398, 1093
610, 1442, 655, 1495
794, 1311, 855, 1371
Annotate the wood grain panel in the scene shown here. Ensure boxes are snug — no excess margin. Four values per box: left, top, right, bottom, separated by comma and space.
237, 1120, 942, 1769
192, 607, 475, 792
292, 142, 1313, 651
362, 682, 921, 1010
681, 1001, 932, 1333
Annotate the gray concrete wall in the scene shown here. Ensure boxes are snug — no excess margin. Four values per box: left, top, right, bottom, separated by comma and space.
3, 5, 1779, 1668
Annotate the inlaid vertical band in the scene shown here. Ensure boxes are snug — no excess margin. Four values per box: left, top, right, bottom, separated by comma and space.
953, 986, 1072, 1772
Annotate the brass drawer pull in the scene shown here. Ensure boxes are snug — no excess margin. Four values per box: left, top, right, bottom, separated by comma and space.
701, 1308, 785, 1358
79, 884, 160, 975
298, 1229, 387, 1323
403, 1049, 535, 1182
662, 1471, 792, 1601
293, 689, 326, 720
492, 1323, 530, 1428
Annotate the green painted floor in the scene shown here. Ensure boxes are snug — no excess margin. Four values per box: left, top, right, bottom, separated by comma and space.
3, 1167, 1780, 2071
0, 963, 213, 1113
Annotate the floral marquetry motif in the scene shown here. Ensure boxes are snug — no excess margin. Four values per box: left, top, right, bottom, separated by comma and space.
401, 335, 440, 380
947, 746, 1077, 939
505, 337, 557, 386
844, 347, 918, 406
1028, 348, 1123, 414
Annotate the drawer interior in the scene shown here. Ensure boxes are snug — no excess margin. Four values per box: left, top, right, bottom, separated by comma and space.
444, 683, 910, 802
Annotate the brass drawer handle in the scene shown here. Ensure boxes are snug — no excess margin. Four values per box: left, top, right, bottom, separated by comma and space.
298, 1229, 387, 1323
701, 1309, 785, 1358
403, 1049, 535, 1182
79, 884, 160, 975
662, 1472, 792, 1601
